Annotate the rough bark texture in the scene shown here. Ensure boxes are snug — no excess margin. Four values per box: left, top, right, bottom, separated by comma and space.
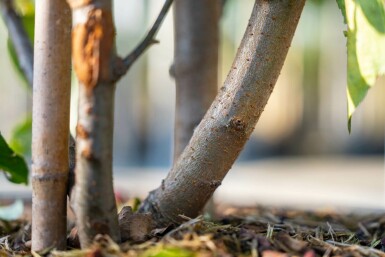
172, 0, 220, 162
31, 0, 71, 251
140, 0, 306, 226
68, 0, 120, 247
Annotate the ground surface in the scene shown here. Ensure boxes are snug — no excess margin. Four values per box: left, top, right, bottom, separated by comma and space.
1, 157, 384, 210
0, 157, 383, 256
0, 205, 385, 257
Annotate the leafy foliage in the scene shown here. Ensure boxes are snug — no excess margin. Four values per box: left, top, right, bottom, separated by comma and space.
8, 115, 32, 156
2, 0, 33, 182
0, 133, 28, 184
337, 0, 385, 131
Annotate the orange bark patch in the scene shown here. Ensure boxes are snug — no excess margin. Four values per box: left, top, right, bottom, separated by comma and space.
76, 124, 89, 139
81, 145, 93, 159
72, 8, 115, 91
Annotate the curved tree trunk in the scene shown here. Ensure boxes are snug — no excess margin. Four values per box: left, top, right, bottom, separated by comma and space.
172, 0, 220, 162
31, 0, 72, 251
140, 0, 306, 227
67, 0, 120, 247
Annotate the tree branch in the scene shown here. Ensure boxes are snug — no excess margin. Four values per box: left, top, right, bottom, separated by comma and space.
114, 0, 173, 79
0, 0, 33, 86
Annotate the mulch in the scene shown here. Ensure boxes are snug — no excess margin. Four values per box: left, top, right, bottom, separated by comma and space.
1, 204, 384, 257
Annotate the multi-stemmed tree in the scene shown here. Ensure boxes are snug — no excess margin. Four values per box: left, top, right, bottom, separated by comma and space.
57, 0, 306, 248
1, 0, 385, 251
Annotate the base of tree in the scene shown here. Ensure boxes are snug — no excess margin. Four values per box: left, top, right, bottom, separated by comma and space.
1, 202, 384, 257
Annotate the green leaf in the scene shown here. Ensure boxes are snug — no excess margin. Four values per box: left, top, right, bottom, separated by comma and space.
8, 115, 32, 156
336, 0, 347, 24
141, 247, 195, 257
14, 0, 35, 16
0, 200, 24, 221
0, 133, 29, 184
337, 0, 385, 132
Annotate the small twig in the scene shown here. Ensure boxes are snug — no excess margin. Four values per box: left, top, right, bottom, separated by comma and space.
326, 222, 335, 242
325, 240, 351, 247
358, 222, 371, 237
115, 0, 173, 79
0, 0, 33, 86
322, 247, 333, 257
266, 223, 274, 239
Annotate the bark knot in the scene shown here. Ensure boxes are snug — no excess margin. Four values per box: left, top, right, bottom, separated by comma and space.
209, 180, 221, 189
229, 117, 246, 132
32, 172, 67, 183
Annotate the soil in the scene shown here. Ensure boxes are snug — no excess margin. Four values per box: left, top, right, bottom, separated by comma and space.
0, 203, 384, 257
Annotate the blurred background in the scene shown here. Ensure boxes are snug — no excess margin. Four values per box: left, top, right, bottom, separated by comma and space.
0, 0, 384, 211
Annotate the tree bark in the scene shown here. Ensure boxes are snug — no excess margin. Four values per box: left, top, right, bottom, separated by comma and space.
67, 0, 173, 246
140, 0, 306, 227
67, 0, 120, 247
31, 0, 72, 251
172, 0, 220, 162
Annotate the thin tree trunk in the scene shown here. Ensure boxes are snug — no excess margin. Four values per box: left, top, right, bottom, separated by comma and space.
172, 0, 220, 162
67, 0, 120, 247
172, 0, 220, 217
134, 2, 151, 165
140, 0, 306, 227
67, 0, 173, 246
0, 0, 77, 198
31, 0, 72, 251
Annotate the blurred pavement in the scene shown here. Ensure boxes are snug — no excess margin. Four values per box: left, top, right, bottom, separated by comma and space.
0, 157, 384, 212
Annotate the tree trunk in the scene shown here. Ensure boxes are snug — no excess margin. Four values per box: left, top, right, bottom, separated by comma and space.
67, 0, 120, 247
140, 0, 306, 227
172, 0, 220, 162
31, 0, 72, 251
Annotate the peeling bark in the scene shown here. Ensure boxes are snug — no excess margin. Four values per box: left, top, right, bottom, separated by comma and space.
140, 0, 306, 227
72, 8, 115, 91
68, 1, 120, 247
31, 0, 72, 251
67, 0, 172, 197
172, 0, 220, 163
